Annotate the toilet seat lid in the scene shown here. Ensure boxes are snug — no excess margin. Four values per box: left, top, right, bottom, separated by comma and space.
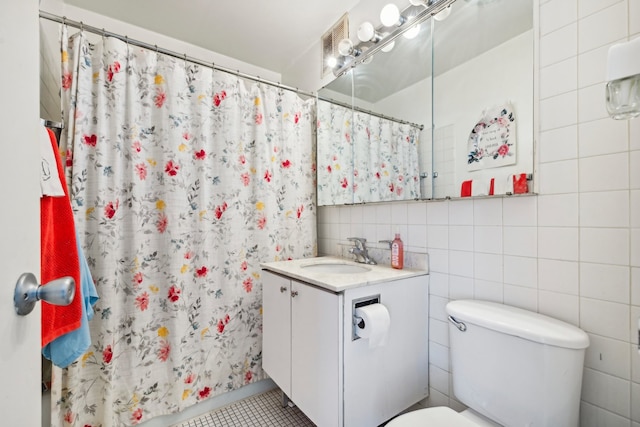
386, 407, 479, 427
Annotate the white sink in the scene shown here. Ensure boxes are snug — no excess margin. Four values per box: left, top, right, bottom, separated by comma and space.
301, 262, 371, 274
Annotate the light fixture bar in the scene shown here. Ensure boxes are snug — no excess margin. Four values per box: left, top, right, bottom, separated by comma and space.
333, 0, 456, 77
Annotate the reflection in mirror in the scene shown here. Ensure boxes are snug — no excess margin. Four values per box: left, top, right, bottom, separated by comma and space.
318, 71, 424, 205
317, 0, 533, 205
432, 0, 533, 198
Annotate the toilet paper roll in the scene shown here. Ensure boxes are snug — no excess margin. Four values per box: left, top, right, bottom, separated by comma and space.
355, 304, 391, 348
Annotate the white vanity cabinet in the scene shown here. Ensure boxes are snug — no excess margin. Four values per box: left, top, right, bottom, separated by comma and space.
262, 257, 429, 427
262, 271, 342, 427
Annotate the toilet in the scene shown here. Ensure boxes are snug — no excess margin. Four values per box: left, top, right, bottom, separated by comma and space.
387, 300, 590, 427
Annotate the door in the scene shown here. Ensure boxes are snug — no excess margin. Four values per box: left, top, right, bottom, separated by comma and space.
0, 0, 42, 425
291, 282, 341, 427
262, 271, 292, 396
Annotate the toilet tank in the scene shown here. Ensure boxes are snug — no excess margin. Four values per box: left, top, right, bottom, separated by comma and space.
446, 300, 590, 427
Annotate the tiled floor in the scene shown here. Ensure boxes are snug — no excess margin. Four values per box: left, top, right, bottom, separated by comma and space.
176, 389, 315, 427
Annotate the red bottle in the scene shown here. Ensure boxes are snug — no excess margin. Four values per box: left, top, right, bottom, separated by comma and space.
391, 233, 404, 269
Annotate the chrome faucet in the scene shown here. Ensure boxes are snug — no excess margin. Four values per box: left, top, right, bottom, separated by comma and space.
347, 237, 377, 265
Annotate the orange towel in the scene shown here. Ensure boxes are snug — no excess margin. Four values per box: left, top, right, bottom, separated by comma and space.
41, 127, 82, 347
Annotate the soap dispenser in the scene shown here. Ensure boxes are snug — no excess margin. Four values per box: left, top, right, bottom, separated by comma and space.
391, 233, 404, 269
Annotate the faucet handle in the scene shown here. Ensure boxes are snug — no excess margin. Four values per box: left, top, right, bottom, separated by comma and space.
379, 240, 393, 249
348, 237, 366, 242
347, 237, 367, 248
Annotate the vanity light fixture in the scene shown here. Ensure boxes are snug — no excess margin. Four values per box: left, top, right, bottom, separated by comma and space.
380, 3, 407, 27
381, 40, 396, 53
403, 24, 421, 39
332, 0, 456, 76
409, 0, 452, 21
326, 55, 344, 69
433, 5, 452, 21
606, 37, 640, 120
338, 38, 361, 57
357, 22, 383, 43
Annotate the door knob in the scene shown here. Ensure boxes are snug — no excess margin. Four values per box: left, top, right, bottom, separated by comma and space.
13, 273, 75, 316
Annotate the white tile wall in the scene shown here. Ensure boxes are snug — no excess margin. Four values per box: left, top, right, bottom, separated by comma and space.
578, 42, 615, 88
316, 1, 640, 424
539, 125, 578, 162
580, 262, 630, 303
540, 23, 577, 68
581, 368, 631, 418
540, 0, 577, 35
579, 191, 629, 227
584, 334, 631, 379
538, 159, 579, 194
504, 255, 538, 288
578, 118, 628, 157
540, 57, 577, 99
538, 258, 579, 294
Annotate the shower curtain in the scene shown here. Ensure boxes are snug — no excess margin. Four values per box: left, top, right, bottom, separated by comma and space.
316, 100, 421, 205
52, 29, 316, 426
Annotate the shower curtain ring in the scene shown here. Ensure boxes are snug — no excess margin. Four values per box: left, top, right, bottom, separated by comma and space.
80, 21, 84, 32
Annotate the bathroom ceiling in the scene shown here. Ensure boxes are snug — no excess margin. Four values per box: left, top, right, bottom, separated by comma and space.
62, 0, 360, 74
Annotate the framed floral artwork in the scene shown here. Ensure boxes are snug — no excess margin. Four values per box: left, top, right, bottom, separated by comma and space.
467, 104, 516, 171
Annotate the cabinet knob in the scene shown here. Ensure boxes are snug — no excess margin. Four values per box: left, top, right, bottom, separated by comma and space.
280, 286, 287, 293
291, 290, 299, 298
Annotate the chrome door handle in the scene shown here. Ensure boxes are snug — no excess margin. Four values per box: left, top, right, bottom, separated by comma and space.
14, 273, 75, 316
291, 290, 299, 298
280, 286, 287, 293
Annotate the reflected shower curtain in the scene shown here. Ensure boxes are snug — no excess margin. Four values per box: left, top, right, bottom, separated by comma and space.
316, 100, 421, 205
52, 29, 316, 426
352, 110, 421, 203
316, 100, 354, 205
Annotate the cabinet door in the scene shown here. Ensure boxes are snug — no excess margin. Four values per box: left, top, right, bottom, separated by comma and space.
262, 271, 292, 396
291, 281, 342, 427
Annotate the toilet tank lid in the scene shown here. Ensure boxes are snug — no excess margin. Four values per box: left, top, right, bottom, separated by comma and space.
446, 300, 590, 349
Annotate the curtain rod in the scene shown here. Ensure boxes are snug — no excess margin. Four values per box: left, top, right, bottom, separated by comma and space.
39, 10, 424, 131
317, 96, 424, 131
39, 10, 317, 99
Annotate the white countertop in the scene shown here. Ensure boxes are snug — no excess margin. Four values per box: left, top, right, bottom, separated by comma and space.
260, 256, 428, 293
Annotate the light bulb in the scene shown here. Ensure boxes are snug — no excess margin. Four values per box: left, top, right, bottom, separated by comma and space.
327, 56, 338, 68
409, 0, 428, 5
337, 38, 361, 57
403, 24, 421, 39
380, 4, 403, 27
381, 40, 395, 53
434, 5, 452, 21
357, 22, 381, 43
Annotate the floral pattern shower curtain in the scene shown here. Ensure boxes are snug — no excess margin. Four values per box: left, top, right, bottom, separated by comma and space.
316, 100, 421, 205
352, 110, 421, 203
52, 30, 316, 426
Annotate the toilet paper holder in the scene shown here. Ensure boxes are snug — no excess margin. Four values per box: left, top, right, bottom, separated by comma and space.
352, 294, 380, 341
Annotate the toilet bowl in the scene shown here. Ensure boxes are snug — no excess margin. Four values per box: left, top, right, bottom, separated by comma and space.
386, 300, 590, 427
387, 407, 499, 426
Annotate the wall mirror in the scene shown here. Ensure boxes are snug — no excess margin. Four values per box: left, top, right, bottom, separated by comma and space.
317, 0, 534, 206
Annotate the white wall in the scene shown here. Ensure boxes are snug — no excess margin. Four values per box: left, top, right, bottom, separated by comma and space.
317, 1, 640, 425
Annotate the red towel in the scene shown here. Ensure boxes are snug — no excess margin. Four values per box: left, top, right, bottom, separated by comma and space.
41, 127, 82, 347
